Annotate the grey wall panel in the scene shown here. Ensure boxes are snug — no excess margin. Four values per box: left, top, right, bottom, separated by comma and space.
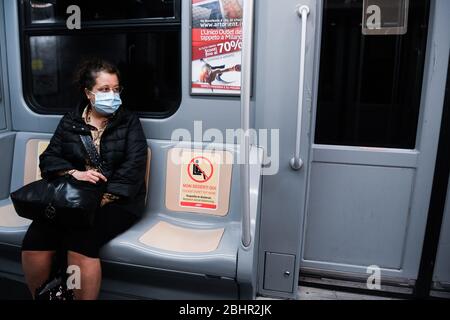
254, 0, 318, 299
433, 180, 450, 287
263, 252, 296, 293
4, 0, 241, 140
304, 162, 415, 269
0, 133, 15, 199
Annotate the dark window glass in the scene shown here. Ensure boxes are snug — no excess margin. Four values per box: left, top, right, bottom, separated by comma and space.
27, 32, 181, 115
21, 1, 181, 117
315, 0, 430, 149
28, 0, 176, 24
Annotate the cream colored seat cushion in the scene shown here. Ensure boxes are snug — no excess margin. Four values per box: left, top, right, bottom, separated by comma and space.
0, 140, 47, 228
24, 140, 49, 185
139, 221, 225, 253
0, 204, 31, 228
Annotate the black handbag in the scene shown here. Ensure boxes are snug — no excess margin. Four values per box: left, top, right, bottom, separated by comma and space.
10, 135, 107, 227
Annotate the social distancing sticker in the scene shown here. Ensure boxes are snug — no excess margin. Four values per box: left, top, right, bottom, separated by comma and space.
179, 150, 221, 210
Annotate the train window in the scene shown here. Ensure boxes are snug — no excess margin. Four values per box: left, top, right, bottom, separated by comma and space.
20, 1, 181, 117
27, 0, 178, 25
315, 0, 430, 149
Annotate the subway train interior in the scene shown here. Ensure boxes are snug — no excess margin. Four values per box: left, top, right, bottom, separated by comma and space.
0, 0, 449, 300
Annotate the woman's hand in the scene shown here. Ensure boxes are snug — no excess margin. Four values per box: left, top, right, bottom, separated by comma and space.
71, 170, 107, 184
100, 197, 113, 207
100, 193, 119, 207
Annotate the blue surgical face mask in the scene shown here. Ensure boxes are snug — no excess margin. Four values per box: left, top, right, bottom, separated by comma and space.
89, 91, 122, 116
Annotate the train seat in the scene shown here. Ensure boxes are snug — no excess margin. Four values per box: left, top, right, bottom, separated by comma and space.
0, 138, 49, 231
99, 141, 263, 299
0, 134, 151, 247
0, 136, 46, 247
100, 144, 242, 280
100, 216, 240, 279
0, 134, 263, 299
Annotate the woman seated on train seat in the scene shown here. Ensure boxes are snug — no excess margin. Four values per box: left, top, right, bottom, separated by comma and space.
21, 58, 148, 300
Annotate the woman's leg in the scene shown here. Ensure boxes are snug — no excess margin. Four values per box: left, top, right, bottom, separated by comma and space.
21, 250, 55, 298
67, 250, 101, 300
65, 204, 137, 300
21, 220, 60, 299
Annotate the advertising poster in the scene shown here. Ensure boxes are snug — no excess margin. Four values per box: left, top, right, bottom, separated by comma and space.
191, 0, 243, 95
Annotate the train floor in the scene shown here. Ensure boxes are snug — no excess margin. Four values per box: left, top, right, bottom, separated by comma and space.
295, 286, 398, 300
0, 276, 398, 300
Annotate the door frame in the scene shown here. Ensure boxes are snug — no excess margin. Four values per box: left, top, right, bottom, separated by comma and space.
414, 58, 450, 298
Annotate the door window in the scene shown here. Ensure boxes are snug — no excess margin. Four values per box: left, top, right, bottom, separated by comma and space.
315, 0, 430, 149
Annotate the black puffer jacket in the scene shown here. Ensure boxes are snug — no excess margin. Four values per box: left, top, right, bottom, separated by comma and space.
39, 103, 148, 217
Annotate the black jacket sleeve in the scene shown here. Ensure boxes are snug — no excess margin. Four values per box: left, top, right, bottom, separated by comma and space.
105, 114, 148, 199
39, 115, 74, 180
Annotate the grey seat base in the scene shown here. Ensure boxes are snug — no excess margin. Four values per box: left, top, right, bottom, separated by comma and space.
100, 261, 239, 300
0, 206, 241, 280
0, 214, 242, 300
100, 213, 240, 279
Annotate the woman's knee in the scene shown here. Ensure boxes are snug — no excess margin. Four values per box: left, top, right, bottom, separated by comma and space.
67, 250, 99, 266
21, 251, 55, 286
22, 250, 55, 262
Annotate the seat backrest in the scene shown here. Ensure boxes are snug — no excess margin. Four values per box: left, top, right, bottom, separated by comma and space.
24, 139, 49, 185
23, 139, 152, 205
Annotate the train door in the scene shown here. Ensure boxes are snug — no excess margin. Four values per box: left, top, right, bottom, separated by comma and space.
429, 67, 450, 298
255, 0, 450, 298
432, 186, 450, 297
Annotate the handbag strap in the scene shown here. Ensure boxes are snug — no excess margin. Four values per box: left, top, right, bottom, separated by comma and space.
79, 134, 106, 176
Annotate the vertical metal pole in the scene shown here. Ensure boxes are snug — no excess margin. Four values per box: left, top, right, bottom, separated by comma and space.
290, 5, 310, 170
241, 0, 255, 248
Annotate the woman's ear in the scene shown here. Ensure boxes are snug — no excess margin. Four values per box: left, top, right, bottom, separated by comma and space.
85, 89, 95, 107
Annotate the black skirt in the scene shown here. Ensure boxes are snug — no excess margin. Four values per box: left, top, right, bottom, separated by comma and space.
21, 202, 138, 259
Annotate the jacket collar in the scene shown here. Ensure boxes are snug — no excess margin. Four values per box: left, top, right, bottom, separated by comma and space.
70, 101, 124, 131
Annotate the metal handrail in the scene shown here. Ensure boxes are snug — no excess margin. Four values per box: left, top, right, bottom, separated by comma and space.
290, 5, 310, 170
240, 0, 255, 248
